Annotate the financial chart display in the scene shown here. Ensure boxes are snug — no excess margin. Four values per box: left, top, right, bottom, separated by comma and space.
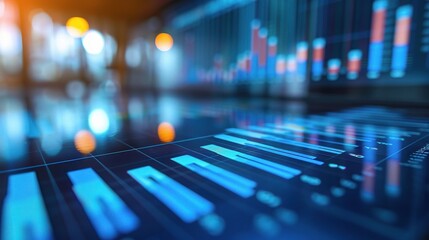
0, 90, 428, 239
159, 0, 429, 96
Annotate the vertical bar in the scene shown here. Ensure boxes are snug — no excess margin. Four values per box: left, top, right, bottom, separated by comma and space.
391, 5, 413, 78
276, 55, 287, 76
296, 42, 308, 77
258, 28, 268, 77
312, 38, 325, 81
68, 168, 139, 239
347, 50, 362, 80
327, 59, 341, 81
171, 155, 257, 198
128, 166, 214, 223
1, 172, 53, 240
250, 19, 260, 79
286, 54, 297, 76
367, 0, 387, 79
267, 36, 277, 78
386, 130, 401, 197
361, 127, 376, 202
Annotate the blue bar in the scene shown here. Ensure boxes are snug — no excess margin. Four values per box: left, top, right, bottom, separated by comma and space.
68, 168, 139, 239
367, 42, 383, 79
127, 166, 214, 223
214, 134, 324, 165
297, 41, 308, 77
226, 128, 344, 154
391, 45, 408, 78
312, 38, 325, 81
248, 125, 359, 148
251, 54, 259, 79
171, 155, 257, 198
266, 123, 369, 142
267, 36, 277, 78
391, 5, 413, 78
201, 144, 301, 179
2, 172, 53, 240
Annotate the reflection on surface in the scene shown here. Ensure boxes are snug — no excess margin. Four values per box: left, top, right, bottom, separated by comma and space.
0, 90, 428, 239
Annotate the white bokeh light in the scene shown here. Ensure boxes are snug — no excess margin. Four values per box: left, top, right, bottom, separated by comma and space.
89, 108, 109, 134
82, 30, 105, 55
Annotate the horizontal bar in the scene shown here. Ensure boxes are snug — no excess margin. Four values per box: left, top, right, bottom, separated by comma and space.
214, 134, 324, 165
2, 172, 53, 240
201, 144, 302, 179
226, 128, 344, 154
68, 168, 139, 239
127, 166, 214, 223
248, 125, 359, 148
266, 123, 369, 142
171, 155, 256, 198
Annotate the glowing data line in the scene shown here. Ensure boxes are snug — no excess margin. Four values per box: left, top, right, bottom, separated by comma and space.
201, 144, 302, 179
68, 168, 139, 239
226, 128, 345, 154
214, 134, 324, 165
1, 172, 53, 240
128, 166, 214, 223
247, 125, 359, 148
171, 155, 257, 198
266, 123, 369, 142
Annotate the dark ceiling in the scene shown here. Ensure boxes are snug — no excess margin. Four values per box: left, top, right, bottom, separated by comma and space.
17, 0, 175, 23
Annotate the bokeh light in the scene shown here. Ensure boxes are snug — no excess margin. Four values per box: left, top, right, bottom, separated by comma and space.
66, 17, 89, 38
155, 33, 174, 52
89, 108, 109, 134
157, 122, 175, 143
82, 30, 105, 55
74, 130, 96, 155
0, 1, 4, 17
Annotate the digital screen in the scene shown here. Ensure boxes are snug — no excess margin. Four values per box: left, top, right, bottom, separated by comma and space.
159, 0, 429, 96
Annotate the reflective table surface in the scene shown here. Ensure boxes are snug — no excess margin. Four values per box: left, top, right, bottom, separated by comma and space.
0, 89, 428, 240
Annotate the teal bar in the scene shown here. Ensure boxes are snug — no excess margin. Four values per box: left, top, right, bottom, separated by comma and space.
128, 166, 214, 223
201, 144, 302, 179
226, 128, 344, 154
171, 155, 257, 198
214, 134, 324, 165
1, 172, 53, 240
68, 168, 139, 239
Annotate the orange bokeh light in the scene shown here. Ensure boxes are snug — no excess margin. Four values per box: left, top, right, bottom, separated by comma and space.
155, 33, 174, 51
66, 17, 89, 38
74, 130, 96, 155
158, 122, 175, 143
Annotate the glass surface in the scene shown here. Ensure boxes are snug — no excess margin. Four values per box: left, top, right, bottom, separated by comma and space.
0, 89, 428, 239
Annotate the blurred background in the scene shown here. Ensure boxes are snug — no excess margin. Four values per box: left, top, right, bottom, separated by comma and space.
0, 0, 428, 102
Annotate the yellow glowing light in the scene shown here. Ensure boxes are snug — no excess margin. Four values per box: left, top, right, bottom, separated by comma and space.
66, 17, 89, 38
158, 122, 175, 143
74, 130, 96, 155
155, 33, 174, 52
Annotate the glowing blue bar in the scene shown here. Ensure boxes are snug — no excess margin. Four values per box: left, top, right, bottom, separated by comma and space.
1, 172, 53, 240
215, 134, 323, 165
266, 123, 369, 142
391, 5, 413, 78
171, 155, 256, 198
226, 128, 344, 154
312, 38, 325, 81
267, 37, 277, 78
201, 144, 301, 179
248, 125, 359, 148
68, 168, 139, 239
367, 0, 387, 79
128, 166, 214, 223
297, 41, 308, 76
